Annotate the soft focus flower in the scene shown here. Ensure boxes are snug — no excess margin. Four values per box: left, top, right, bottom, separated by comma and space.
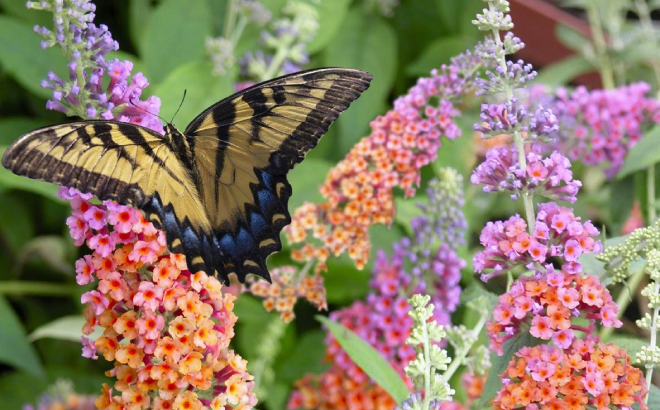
245, 265, 326, 323
474, 202, 602, 282
538, 82, 660, 178
487, 270, 621, 355
61, 187, 256, 409
22, 379, 96, 410
285, 53, 481, 270
493, 341, 648, 410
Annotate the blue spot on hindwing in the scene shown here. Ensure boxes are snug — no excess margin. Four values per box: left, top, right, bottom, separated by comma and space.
249, 212, 268, 237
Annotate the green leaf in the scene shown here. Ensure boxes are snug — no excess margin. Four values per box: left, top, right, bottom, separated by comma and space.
0, 193, 34, 254
324, 258, 371, 304
406, 36, 476, 77
555, 24, 592, 55
29, 315, 102, 342
0, 15, 68, 99
306, 0, 351, 53
461, 282, 499, 310
606, 336, 647, 359
128, 0, 154, 54
0, 147, 60, 199
153, 60, 236, 128
0, 117, 50, 146
323, 8, 398, 153
288, 158, 333, 210
141, 0, 212, 84
535, 55, 594, 87
0, 294, 45, 377
649, 385, 660, 409
579, 235, 630, 284
435, 0, 462, 34
275, 330, 329, 382
618, 125, 660, 179
480, 332, 542, 407
0, 0, 52, 27
316, 316, 409, 402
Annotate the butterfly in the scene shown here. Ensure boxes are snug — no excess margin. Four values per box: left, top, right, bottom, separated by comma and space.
2, 68, 372, 285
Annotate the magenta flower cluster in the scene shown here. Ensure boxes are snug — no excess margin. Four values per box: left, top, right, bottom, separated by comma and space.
474, 202, 602, 282
471, 143, 582, 203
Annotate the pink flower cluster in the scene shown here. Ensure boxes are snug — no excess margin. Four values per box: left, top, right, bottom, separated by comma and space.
474, 202, 602, 282
544, 82, 660, 178
494, 341, 647, 410
61, 188, 257, 410
285, 53, 481, 270
487, 270, 621, 355
471, 144, 582, 203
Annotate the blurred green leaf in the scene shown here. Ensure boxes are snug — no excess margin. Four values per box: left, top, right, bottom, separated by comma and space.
306, 0, 351, 53
579, 235, 630, 284
556, 24, 592, 55
317, 316, 409, 402
154, 60, 236, 127
324, 258, 370, 304
0, 117, 50, 146
406, 36, 476, 77
608, 176, 635, 234
234, 294, 270, 323
323, 8, 397, 153
535, 55, 594, 87
435, 0, 462, 34
129, 0, 154, 54
29, 315, 102, 342
0, 194, 34, 254
0, 147, 60, 199
461, 282, 499, 310
618, 125, 660, 179
141, 0, 212, 84
0, 15, 68, 99
275, 330, 329, 382
394, 195, 425, 236
17, 235, 73, 276
0, 294, 45, 377
288, 158, 332, 210
264, 381, 290, 410
649, 385, 660, 409
480, 332, 542, 407
0, 0, 52, 27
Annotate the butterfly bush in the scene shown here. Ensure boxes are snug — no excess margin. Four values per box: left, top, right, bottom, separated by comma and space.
470, 0, 648, 406
28, 0, 163, 133
288, 169, 469, 410
285, 52, 481, 272
64, 187, 256, 410
493, 341, 647, 410
23, 380, 97, 410
525, 83, 660, 178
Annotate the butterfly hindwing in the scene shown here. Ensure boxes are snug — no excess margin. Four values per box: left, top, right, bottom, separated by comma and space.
184, 68, 372, 282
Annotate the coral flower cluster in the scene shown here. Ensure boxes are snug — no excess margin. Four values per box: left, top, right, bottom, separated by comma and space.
474, 202, 602, 282
62, 188, 256, 410
487, 270, 621, 355
284, 52, 481, 270
494, 342, 648, 410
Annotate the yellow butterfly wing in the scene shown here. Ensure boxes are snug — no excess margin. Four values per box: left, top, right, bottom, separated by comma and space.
184, 68, 372, 283
1, 121, 213, 266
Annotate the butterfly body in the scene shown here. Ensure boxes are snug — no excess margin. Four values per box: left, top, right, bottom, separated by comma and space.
2, 68, 372, 284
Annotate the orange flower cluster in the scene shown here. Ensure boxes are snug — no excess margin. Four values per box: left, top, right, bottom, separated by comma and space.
244, 266, 327, 323
494, 341, 647, 410
284, 59, 478, 271
62, 188, 257, 410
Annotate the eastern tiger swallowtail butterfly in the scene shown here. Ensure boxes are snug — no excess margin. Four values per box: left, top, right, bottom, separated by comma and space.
2, 68, 372, 285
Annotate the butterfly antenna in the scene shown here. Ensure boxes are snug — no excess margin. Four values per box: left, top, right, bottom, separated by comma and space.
128, 99, 168, 124
171, 89, 187, 124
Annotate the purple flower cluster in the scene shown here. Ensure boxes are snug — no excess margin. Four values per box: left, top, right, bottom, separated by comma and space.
474, 202, 602, 282
471, 144, 582, 203
541, 82, 660, 177
30, 0, 162, 132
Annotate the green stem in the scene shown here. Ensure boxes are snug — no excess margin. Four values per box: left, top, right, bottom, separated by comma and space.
421, 311, 432, 410
0, 281, 79, 297
649, 165, 657, 224
261, 12, 305, 81
442, 315, 488, 383
646, 281, 660, 400
634, 0, 660, 97
586, 2, 616, 89
223, 0, 238, 39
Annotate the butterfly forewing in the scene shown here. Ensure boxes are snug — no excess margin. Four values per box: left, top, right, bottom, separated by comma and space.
2, 68, 372, 285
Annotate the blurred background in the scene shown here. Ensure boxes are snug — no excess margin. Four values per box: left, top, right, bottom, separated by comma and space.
0, 0, 653, 408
